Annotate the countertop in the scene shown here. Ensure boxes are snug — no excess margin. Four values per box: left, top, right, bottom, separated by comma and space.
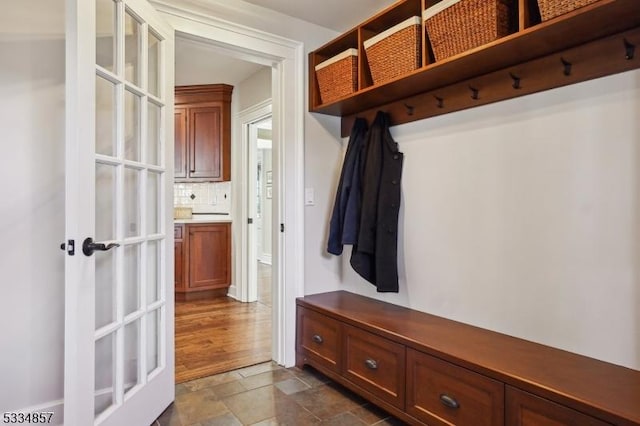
174, 214, 232, 224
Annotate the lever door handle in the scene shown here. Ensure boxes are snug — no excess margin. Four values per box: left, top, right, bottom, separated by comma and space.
82, 237, 120, 256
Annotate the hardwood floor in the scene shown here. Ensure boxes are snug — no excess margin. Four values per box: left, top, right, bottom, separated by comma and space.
175, 263, 272, 384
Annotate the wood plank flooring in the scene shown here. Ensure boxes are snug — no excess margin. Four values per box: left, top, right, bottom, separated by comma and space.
175, 263, 272, 383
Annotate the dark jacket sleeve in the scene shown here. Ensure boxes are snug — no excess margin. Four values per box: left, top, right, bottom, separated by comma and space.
327, 118, 368, 255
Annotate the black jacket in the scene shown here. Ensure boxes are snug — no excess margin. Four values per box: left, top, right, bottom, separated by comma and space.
350, 111, 403, 292
327, 118, 368, 255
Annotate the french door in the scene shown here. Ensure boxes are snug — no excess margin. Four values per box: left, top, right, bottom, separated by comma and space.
64, 0, 175, 425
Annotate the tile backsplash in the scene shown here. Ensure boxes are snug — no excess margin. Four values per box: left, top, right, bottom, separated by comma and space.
174, 181, 231, 214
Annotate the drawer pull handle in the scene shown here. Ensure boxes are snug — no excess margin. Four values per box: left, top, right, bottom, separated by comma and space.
364, 359, 378, 370
440, 394, 460, 410
312, 334, 323, 344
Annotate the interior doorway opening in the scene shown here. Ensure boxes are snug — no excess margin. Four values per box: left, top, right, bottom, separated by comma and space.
155, 0, 306, 381
173, 33, 276, 383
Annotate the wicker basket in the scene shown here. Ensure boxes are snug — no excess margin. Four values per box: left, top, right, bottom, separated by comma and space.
537, 0, 598, 21
315, 49, 358, 104
424, 0, 510, 62
364, 16, 422, 85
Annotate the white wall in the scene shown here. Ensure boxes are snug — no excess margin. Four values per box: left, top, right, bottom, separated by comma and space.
237, 67, 272, 112
236, 68, 273, 265
0, 0, 65, 418
305, 69, 640, 371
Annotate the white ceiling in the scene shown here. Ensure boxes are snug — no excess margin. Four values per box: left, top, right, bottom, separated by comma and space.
175, 37, 266, 86
241, 0, 398, 32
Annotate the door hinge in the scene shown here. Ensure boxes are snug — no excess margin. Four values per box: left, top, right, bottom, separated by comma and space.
60, 239, 75, 256
248, 217, 253, 224
280, 223, 284, 233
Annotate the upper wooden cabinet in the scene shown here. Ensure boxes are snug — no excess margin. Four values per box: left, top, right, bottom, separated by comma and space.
175, 84, 233, 182
308, 0, 640, 136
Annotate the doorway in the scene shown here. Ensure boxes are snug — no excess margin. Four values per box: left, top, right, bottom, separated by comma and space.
155, 1, 306, 376
173, 35, 276, 383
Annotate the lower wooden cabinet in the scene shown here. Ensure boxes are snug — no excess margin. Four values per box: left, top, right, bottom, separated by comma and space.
343, 324, 406, 410
506, 387, 611, 426
297, 306, 341, 373
296, 291, 639, 426
406, 348, 504, 426
174, 222, 231, 296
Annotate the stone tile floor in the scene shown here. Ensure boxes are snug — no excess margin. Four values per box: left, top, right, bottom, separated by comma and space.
153, 362, 406, 425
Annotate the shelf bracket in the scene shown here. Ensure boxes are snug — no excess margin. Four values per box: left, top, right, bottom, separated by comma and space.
561, 57, 572, 76
624, 38, 635, 60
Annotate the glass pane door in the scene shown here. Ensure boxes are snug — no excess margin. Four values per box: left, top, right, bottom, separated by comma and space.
93, 0, 167, 422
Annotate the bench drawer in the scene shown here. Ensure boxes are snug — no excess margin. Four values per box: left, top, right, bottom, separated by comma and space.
296, 307, 341, 372
343, 324, 405, 409
407, 348, 504, 426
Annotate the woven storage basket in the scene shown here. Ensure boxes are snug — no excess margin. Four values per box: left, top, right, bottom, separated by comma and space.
424, 0, 510, 62
537, 0, 598, 21
315, 49, 358, 104
364, 16, 422, 85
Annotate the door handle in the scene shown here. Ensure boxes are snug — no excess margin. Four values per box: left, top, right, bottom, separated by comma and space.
82, 237, 120, 256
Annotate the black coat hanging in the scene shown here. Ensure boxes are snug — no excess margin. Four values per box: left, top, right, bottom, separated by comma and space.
351, 111, 404, 292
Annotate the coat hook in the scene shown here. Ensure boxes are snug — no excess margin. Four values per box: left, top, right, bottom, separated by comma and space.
434, 96, 444, 109
469, 86, 479, 100
561, 57, 572, 76
509, 72, 521, 89
624, 38, 635, 60
404, 103, 415, 116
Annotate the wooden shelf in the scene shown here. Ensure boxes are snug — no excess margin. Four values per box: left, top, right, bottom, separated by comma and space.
308, 0, 640, 136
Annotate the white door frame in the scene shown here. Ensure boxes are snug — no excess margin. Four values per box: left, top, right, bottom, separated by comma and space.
150, 1, 305, 367
238, 100, 272, 304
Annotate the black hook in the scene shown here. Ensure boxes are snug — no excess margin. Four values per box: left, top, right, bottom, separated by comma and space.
434, 96, 444, 109
469, 86, 479, 100
404, 103, 415, 116
561, 57, 572, 76
624, 38, 635, 60
509, 72, 521, 89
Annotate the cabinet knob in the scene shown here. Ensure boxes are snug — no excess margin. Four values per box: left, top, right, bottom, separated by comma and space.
439, 394, 460, 409
364, 358, 378, 370
312, 334, 323, 344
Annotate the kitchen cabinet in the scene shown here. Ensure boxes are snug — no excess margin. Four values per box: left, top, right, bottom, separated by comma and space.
174, 224, 185, 290
174, 108, 187, 179
175, 84, 233, 182
174, 222, 231, 299
296, 291, 640, 426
